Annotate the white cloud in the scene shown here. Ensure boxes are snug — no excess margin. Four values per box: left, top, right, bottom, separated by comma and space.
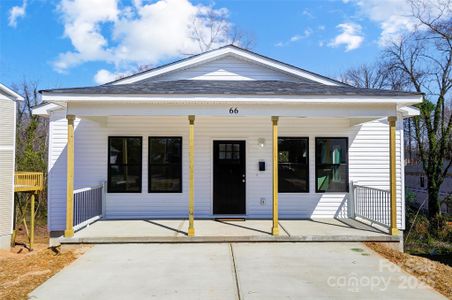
344, 0, 451, 46
290, 35, 302, 42
94, 69, 121, 84
8, 0, 27, 27
301, 9, 314, 19
328, 22, 364, 51
276, 28, 313, 47
54, 0, 235, 78
54, 0, 119, 71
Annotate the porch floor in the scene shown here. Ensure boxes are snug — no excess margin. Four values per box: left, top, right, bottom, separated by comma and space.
61, 218, 400, 244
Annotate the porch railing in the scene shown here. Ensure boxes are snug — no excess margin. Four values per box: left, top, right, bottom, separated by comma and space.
14, 172, 44, 192
352, 184, 390, 229
73, 184, 104, 230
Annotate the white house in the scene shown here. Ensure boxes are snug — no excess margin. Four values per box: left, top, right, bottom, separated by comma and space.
405, 162, 452, 214
0, 83, 23, 249
35, 45, 422, 239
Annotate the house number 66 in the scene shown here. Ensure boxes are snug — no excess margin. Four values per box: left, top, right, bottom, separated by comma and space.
229, 107, 239, 114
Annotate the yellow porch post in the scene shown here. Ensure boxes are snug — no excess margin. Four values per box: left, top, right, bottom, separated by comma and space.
30, 192, 35, 248
271, 116, 279, 236
188, 115, 195, 237
388, 116, 399, 236
64, 115, 75, 238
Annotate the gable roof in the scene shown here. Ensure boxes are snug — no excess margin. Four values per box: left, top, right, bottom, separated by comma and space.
0, 83, 24, 101
41, 80, 421, 97
39, 45, 423, 105
107, 44, 345, 86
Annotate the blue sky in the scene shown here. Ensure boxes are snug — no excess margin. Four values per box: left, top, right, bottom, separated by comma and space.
0, 0, 426, 90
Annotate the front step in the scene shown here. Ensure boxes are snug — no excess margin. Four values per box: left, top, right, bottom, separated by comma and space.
59, 234, 401, 244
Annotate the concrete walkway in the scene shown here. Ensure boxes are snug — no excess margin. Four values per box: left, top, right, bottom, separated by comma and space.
61, 219, 399, 244
29, 243, 444, 300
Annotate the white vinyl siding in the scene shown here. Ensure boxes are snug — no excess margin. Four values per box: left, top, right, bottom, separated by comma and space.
0, 150, 14, 238
0, 98, 15, 147
47, 115, 404, 231
0, 99, 15, 240
152, 56, 303, 82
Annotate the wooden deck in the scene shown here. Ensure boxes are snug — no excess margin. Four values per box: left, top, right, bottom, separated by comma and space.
14, 172, 44, 192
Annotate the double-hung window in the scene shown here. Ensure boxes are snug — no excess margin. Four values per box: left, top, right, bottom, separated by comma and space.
149, 137, 182, 193
315, 137, 349, 192
278, 137, 309, 193
108, 137, 142, 193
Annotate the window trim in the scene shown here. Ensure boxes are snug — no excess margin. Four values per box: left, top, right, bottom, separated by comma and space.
148, 136, 183, 193
278, 137, 310, 193
315, 137, 349, 193
107, 136, 143, 194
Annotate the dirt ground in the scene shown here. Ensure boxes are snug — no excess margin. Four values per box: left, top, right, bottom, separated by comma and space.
0, 225, 90, 300
365, 242, 452, 299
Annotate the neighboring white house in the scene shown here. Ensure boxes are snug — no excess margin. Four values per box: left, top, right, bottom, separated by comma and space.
405, 162, 452, 214
0, 83, 23, 249
34, 45, 422, 238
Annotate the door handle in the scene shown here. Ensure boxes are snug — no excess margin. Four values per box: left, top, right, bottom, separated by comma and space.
242, 179, 246, 183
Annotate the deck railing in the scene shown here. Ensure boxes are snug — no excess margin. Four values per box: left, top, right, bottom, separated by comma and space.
73, 184, 104, 229
352, 184, 390, 228
14, 172, 44, 192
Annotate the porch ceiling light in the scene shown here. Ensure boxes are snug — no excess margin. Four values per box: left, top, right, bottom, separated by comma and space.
258, 138, 266, 148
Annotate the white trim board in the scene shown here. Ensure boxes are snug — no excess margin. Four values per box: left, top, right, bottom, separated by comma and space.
42, 93, 423, 105
0, 83, 24, 101
66, 102, 398, 118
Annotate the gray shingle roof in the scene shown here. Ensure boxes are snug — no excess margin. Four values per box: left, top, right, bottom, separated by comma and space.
41, 80, 421, 97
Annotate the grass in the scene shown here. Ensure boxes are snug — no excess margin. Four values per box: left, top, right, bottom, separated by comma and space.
403, 202, 452, 266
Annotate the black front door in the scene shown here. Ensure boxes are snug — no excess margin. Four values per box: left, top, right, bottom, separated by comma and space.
213, 141, 246, 215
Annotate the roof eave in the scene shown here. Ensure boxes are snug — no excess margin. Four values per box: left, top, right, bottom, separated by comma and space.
0, 83, 24, 101
41, 92, 423, 105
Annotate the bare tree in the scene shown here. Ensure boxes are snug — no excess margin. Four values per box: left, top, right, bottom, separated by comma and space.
189, 7, 254, 53
111, 9, 254, 83
14, 81, 48, 172
340, 0, 451, 227
340, 62, 409, 90
384, 0, 451, 223
14, 81, 48, 219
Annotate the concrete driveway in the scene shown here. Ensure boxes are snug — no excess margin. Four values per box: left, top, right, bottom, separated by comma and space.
29, 243, 444, 300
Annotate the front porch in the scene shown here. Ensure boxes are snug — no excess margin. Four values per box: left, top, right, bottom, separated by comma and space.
59, 218, 400, 244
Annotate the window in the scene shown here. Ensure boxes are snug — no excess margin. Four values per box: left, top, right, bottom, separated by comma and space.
278, 137, 309, 193
108, 137, 142, 193
219, 143, 240, 160
315, 137, 348, 192
149, 137, 182, 193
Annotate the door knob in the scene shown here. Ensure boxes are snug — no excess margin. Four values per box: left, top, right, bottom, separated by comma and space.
242, 179, 246, 183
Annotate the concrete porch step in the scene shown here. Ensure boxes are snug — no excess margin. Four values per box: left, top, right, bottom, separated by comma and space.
60, 234, 401, 244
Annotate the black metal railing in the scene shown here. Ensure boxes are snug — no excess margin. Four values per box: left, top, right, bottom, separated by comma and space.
73, 185, 103, 227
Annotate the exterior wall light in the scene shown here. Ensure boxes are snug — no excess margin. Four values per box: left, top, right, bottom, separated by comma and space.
258, 138, 266, 148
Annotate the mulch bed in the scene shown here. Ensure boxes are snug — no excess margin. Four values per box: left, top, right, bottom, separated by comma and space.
365, 242, 452, 299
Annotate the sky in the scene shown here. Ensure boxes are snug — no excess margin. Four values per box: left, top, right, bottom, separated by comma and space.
0, 0, 445, 90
